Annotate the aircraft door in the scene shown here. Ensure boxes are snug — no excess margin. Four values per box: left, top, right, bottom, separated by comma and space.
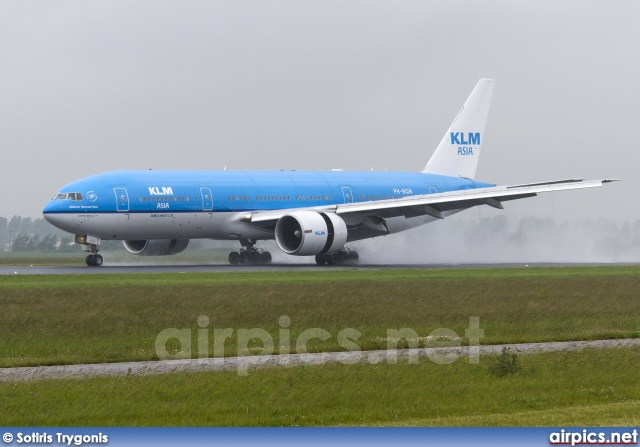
200, 187, 213, 211
113, 188, 129, 212
341, 187, 354, 204
429, 186, 438, 194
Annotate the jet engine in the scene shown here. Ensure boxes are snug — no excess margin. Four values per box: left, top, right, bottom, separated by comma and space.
275, 211, 347, 256
123, 239, 190, 256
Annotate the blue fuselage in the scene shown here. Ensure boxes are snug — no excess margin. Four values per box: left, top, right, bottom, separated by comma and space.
42, 169, 496, 243
44, 170, 494, 215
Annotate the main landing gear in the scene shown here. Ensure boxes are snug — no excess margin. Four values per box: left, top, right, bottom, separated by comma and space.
85, 244, 103, 267
315, 248, 359, 266
228, 240, 272, 265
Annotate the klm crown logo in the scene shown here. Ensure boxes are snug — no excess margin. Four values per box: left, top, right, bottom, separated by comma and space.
450, 132, 481, 145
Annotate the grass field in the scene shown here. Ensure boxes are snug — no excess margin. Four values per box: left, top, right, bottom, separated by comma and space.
0, 348, 638, 426
1, 266, 639, 427
0, 266, 638, 367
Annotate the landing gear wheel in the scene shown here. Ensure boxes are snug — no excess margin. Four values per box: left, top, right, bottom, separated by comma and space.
229, 239, 273, 265
316, 249, 359, 266
260, 251, 272, 264
86, 254, 103, 267
84, 243, 103, 267
249, 251, 263, 264
228, 252, 240, 265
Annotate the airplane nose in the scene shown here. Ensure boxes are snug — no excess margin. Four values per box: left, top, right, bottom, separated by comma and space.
43, 201, 57, 220
43, 212, 71, 233
43, 201, 69, 231
43, 212, 54, 225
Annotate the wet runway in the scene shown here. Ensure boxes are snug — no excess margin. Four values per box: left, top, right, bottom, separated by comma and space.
0, 263, 329, 275
1, 262, 635, 275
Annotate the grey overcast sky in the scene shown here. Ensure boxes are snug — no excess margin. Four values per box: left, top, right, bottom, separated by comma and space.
0, 1, 637, 221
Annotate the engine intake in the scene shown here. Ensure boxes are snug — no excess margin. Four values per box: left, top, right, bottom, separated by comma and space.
123, 239, 189, 256
275, 211, 347, 256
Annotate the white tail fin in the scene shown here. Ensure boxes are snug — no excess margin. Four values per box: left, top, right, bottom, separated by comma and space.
422, 78, 495, 179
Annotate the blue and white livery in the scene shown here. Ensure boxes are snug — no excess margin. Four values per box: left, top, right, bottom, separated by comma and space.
43, 79, 616, 266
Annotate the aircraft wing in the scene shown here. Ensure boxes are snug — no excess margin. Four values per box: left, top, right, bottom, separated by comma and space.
248, 179, 618, 224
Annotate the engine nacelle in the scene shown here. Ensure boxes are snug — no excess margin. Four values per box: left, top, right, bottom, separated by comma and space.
123, 239, 190, 256
275, 211, 347, 256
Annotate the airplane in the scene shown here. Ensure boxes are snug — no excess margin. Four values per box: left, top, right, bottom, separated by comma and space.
43, 78, 617, 267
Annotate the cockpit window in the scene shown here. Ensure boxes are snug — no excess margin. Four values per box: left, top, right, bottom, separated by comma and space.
54, 192, 84, 201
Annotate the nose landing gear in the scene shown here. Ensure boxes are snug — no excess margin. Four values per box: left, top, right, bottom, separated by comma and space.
228, 239, 272, 265
75, 236, 104, 267
85, 244, 103, 267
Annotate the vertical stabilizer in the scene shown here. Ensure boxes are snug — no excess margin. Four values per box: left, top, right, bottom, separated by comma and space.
422, 78, 495, 179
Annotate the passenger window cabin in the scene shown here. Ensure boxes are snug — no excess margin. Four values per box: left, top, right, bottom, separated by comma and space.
139, 196, 190, 203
